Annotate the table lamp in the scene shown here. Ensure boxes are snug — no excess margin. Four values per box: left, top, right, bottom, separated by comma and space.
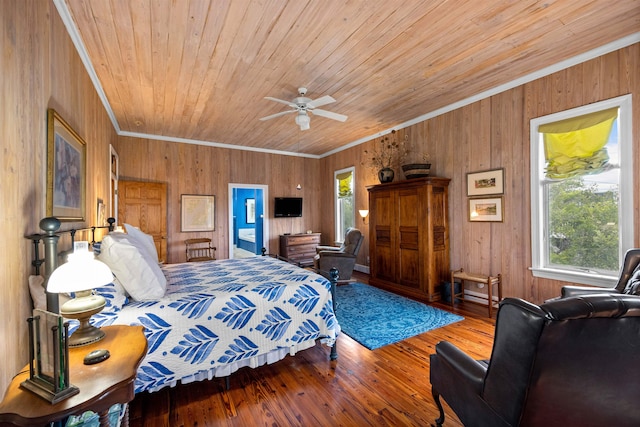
47, 243, 113, 347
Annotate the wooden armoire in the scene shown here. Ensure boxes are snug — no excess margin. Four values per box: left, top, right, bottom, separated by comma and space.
367, 177, 450, 302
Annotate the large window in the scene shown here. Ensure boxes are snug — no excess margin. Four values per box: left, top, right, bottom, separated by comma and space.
530, 95, 633, 287
335, 167, 355, 243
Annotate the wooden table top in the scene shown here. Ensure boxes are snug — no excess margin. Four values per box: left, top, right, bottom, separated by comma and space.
0, 325, 147, 427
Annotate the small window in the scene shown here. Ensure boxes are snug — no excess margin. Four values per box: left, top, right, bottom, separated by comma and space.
335, 167, 355, 243
530, 95, 633, 287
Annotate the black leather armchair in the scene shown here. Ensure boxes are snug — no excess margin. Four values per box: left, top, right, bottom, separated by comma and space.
430, 294, 640, 427
313, 228, 364, 281
561, 248, 640, 297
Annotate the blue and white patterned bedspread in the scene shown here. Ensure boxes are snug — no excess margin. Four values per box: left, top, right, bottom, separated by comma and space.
95, 256, 340, 393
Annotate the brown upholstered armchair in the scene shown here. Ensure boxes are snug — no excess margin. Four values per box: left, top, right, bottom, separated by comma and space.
561, 248, 640, 297
430, 294, 640, 427
313, 228, 364, 281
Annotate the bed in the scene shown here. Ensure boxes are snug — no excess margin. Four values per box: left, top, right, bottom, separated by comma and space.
237, 227, 256, 253
27, 218, 340, 395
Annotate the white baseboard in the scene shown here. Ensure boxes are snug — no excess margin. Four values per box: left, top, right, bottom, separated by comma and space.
354, 264, 370, 274
462, 289, 500, 305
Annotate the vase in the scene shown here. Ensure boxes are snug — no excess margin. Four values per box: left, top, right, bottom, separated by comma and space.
378, 168, 394, 183
402, 163, 431, 179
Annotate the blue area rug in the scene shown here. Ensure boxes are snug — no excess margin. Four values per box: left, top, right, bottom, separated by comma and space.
335, 283, 464, 350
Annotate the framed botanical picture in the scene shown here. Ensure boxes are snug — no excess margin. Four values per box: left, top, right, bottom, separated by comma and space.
181, 194, 215, 231
469, 197, 504, 222
246, 198, 256, 224
46, 109, 86, 222
466, 168, 504, 196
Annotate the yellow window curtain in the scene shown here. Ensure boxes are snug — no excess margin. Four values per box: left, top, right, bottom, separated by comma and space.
337, 171, 353, 197
539, 107, 617, 179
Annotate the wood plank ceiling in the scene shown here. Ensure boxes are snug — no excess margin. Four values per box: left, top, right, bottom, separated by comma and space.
62, 0, 640, 156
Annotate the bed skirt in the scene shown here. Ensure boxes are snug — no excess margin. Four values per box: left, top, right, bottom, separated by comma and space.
147, 337, 334, 393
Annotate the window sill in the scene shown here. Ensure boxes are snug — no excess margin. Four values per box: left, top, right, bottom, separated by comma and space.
530, 267, 617, 288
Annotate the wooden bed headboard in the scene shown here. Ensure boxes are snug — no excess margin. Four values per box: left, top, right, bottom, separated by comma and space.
26, 216, 115, 312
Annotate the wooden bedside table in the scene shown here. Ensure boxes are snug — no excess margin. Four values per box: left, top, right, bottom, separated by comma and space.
0, 325, 147, 427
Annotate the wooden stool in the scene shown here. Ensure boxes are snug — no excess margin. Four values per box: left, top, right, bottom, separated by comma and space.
450, 269, 502, 318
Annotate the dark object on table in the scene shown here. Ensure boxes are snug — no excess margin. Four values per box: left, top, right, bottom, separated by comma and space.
84, 349, 110, 365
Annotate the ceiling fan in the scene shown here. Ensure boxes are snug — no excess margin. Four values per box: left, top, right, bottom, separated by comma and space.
259, 87, 348, 130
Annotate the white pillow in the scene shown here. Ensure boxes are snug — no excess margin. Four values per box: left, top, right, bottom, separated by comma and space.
29, 275, 47, 310
123, 223, 159, 262
29, 275, 72, 310
98, 234, 166, 301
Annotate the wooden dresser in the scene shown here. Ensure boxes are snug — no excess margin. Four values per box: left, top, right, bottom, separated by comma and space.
279, 233, 321, 266
367, 177, 450, 302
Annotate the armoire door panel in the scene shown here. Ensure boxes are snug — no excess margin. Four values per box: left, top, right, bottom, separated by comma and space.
398, 247, 420, 289
430, 190, 446, 227
374, 246, 395, 282
398, 192, 419, 227
433, 226, 446, 250
399, 228, 419, 250
375, 227, 392, 245
373, 195, 394, 228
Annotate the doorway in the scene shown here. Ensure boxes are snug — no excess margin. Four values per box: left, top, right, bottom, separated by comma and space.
228, 184, 268, 259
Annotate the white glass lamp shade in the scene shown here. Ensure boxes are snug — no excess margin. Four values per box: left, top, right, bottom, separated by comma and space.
47, 251, 113, 346
47, 251, 113, 294
359, 209, 369, 219
295, 112, 310, 130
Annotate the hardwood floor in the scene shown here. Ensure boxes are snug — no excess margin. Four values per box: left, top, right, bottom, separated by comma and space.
129, 273, 496, 426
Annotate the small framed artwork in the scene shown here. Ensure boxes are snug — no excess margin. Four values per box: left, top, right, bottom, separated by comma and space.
246, 198, 256, 224
181, 194, 215, 232
467, 168, 504, 196
46, 109, 86, 222
469, 197, 504, 222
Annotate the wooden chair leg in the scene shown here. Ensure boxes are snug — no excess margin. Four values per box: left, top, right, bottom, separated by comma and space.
432, 388, 445, 427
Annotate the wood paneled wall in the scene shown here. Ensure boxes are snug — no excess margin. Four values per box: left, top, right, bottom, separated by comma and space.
0, 0, 115, 398
322, 43, 640, 304
2, 0, 637, 401
112, 137, 322, 263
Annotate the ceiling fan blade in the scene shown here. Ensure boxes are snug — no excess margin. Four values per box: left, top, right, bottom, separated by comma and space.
264, 96, 297, 108
306, 95, 336, 109
310, 108, 348, 122
259, 110, 297, 121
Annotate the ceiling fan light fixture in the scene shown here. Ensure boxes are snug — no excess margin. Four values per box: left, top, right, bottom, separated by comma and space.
295, 112, 310, 130
261, 88, 345, 129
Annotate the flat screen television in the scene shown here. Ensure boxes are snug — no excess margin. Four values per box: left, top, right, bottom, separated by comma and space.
274, 197, 303, 217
